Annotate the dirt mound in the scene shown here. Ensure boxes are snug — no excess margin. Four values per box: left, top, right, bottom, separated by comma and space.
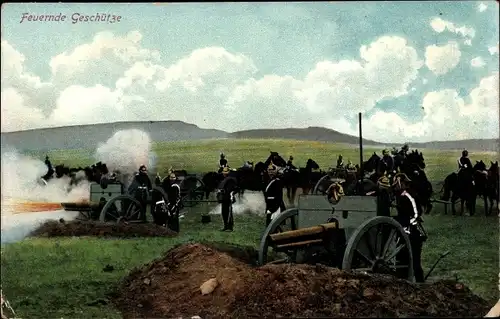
30, 220, 178, 238
113, 243, 490, 318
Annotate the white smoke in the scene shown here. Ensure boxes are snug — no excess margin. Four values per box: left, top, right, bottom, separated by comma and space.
95, 129, 156, 176
1, 148, 88, 244
208, 191, 267, 216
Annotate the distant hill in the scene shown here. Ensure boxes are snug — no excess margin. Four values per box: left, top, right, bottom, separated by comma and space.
1, 120, 498, 153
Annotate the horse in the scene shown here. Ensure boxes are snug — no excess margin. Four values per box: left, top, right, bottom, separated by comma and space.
363, 152, 383, 182
233, 161, 268, 195
396, 150, 433, 214
473, 160, 491, 215
282, 158, 324, 204
487, 161, 499, 215
442, 166, 476, 216
264, 151, 287, 167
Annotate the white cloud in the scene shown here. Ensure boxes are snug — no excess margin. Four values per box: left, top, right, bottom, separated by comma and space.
425, 41, 461, 75
477, 2, 488, 12
363, 72, 499, 142
429, 17, 475, 43
471, 57, 486, 68
489, 42, 499, 55
0, 31, 496, 142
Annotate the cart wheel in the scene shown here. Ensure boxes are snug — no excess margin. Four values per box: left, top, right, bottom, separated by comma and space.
342, 216, 415, 281
313, 175, 333, 195
183, 177, 206, 207
258, 208, 299, 265
99, 195, 144, 223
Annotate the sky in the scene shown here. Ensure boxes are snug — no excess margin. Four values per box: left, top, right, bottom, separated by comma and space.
1, 1, 499, 142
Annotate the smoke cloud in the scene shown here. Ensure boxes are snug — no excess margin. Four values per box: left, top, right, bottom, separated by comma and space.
208, 191, 267, 216
1, 129, 156, 244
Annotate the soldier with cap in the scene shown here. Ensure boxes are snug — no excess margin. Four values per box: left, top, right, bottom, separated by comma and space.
130, 165, 153, 219
392, 172, 426, 283
457, 150, 473, 172
216, 166, 238, 231
336, 155, 344, 169
163, 172, 182, 232
264, 163, 286, 226
379, 149, 395, 176
286, 156, 297, 170
218, 153, 228, 173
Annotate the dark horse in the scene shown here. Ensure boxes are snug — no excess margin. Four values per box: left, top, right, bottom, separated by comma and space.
282, 158, 324, 204
442, 164, 476, 216
487, 161, 499, 215
473, 160, 491, 215
395, 150, 433, 214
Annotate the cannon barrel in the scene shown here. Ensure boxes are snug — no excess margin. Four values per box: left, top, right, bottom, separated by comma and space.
269, 221, 338, 249
60, 201, 100, 211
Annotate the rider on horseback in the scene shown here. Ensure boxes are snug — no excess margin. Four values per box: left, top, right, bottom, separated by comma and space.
286, 156, 297, 170
336, 155, 344, 168
380, 149, 395, 176
399, 144, 410, 157
457, 150, 473, 172
218, 153, 228, 173
346, 160, 356, 171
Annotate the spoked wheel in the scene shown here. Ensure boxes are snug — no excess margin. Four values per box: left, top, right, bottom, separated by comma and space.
342, 216, 414, 281
313, 175, 333, 195
258, 208, 299, 265
181, 177, 205, 207
99, 195, 145, 223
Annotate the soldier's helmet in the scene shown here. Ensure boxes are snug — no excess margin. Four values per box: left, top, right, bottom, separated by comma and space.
382, 149, 390, 156
139, 165, 147, 173
377, 175, 391, 188
169, 173, 176, 181
222, 166, 230, 175
402, 144, 409, 151
338, 154, 343, 158
462, 150, 468, 157
289, 156, 294, 161
220, 153, 225, 158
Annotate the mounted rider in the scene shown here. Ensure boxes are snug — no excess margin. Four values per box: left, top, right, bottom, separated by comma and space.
457, 150, 473, 172
217, 167, 238, 232
345, 160, 356, 171
218, 153, 228, 173
264, 163, 286, 226
286, 156, 297, 170
379, 149, 395, 176
336, 155, 344, 168
392, 172, 426, 283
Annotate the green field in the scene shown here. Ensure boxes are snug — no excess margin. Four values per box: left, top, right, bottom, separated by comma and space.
3, 138, 499, 318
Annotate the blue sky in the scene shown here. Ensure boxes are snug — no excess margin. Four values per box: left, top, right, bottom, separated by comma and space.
1, 2, 499, 142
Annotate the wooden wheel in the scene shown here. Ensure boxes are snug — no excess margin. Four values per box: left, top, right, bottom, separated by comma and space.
313, 175, 334, 195
181, 176, 205, 207
99, 195, 145, 223
342, 216, 415, 281
258, 208, 299, 265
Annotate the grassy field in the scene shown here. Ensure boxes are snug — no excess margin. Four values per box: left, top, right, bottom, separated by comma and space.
2, 139, 499, 318
29, 138, 499, 182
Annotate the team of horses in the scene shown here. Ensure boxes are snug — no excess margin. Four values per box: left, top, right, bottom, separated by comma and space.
39, 149, 499, 216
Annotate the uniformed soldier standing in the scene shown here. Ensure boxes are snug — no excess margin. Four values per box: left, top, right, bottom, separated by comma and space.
217, 167, 238, 231
392, 173, 426, 283
132, 165, 153, 220
264, 164, 286, 226
164, 172, 182, 232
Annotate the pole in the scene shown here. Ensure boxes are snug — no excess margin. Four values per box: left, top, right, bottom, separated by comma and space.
358, 112, 364, 177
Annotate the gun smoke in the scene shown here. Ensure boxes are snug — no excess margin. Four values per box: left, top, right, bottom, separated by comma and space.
1, 129, 156, 244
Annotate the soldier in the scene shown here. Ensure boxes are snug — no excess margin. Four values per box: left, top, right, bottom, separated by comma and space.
392, 173, 426, 283
131, 165, 153, 220
216, 167, 238, 231
457, 150, 473, 172
380, 149, 395, 176
164, 172, 182, 232
336, 155, 344, 168
218, 153, 228, 173
264, 164, 286, 226
399, 144, 410, 157
346, 160, 356, 171
286, 156, 297, 170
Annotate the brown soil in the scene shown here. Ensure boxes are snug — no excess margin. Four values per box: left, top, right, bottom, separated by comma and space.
29, 220, 178, 238
112, 243, 490, 318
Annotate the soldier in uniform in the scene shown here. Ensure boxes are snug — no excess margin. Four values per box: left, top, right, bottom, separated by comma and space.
379, 149, 395, 176
164, 172, 182, 232
336, 155, 344, 168
264, 164, 286, 226
392, 172, 426, 283
457, 150, 473, 172
43, 155, 54, 180
218, 153, 228, 173
131, 165, 153, 220
346, 160, 356, 171
217, 167, 238, 231
286, 156, 297, 170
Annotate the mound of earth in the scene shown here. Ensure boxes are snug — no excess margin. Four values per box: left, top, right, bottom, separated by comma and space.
30, 220, 178, 238
112, 243, 490, 318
